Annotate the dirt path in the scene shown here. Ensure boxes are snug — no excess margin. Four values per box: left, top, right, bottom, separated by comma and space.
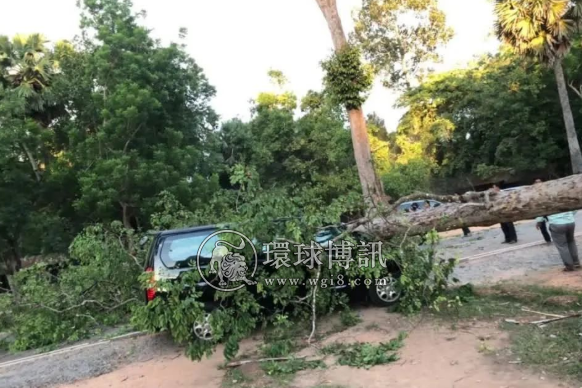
53, 309, 573, 388
293, 309, 570, 388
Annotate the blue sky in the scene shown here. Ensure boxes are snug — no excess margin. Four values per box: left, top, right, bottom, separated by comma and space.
1, 0, 499, 131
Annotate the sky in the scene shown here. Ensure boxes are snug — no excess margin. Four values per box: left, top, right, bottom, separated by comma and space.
0, 0, 499, 131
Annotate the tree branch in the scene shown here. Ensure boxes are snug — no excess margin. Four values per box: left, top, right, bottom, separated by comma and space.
568, 79, 582, 99
123, 123, 144, 154
20, 142, 41, 182
308, 265, 322, 344
36, 297, 137, 314
225, 356, 310, 368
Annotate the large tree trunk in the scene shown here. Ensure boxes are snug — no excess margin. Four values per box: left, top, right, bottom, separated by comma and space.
360, 174, 582, 238
314, 0, 386, 206
554, 59, 582, 174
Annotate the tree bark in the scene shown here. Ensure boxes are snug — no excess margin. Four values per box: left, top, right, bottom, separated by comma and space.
553, 59, 582, 174
314, 0, 386, 206
358, 174, 582, 238
6, 242, 22, 296
120, 202, 132, 229
21, 142, 41, 182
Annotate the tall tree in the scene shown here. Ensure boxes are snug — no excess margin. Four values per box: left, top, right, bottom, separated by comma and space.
395, 52, 572, 181
352, 0, 453, 91
314, 0, 386, 207
0, 34, 62, 181
495, 0, 582, 174
64, 0, 220, 229
0, 35, 73, 288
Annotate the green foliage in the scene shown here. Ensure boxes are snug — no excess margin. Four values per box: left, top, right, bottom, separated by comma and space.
339, 309, 361, 328
66, 0, 220, 228
261, 358, 326, 376
0, 0, 460, 359
5, 222, 141, 351
394, 51, 578, 179
353, 0, 454, 90
494, 0, 582, 64
381, 158, 432, 199
262, 314, 297, 358
321, 45, 373, 110
322, 332, 406, 369
396, 230, 459, 313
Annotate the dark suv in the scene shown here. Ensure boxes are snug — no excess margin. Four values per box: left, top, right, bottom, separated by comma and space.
143, 224, 401, 340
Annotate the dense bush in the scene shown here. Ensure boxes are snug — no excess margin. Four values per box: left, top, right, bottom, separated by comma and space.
4, 223, 142, 351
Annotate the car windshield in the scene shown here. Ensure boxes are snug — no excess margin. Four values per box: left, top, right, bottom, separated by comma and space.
159, 230, 218, 268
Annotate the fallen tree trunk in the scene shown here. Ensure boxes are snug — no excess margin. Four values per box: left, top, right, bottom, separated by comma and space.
360, 174, 582, 238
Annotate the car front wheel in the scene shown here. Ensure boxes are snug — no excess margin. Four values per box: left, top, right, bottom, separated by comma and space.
368, 274, 402, 307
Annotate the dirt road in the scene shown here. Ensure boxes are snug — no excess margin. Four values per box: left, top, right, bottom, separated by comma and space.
54, 310, 574, 388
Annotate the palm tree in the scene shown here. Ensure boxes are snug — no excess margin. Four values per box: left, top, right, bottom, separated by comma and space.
0, 34, 55, 112
495, 0, 582, 174
0, 34, 57, 182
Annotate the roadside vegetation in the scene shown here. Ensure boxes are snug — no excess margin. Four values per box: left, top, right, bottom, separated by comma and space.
436, 283, 582, 382
2, 2, 582, 384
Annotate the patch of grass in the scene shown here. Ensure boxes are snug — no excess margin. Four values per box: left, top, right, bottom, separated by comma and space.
339, 309, 361, 328
509, 319, 582, 381
364, 323, 380, 331
261, 314, 306, 358
222, 369, 252, 388
322, 332, 406, 369
436, 283, 582, 382
436, 283, 582, 321
261, 358, 326, 377
261, 338, 295, 358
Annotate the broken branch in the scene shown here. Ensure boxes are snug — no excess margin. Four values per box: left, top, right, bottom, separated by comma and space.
530, 313, 581, 326
224, 356, 308, 368
521, 308, 565, 319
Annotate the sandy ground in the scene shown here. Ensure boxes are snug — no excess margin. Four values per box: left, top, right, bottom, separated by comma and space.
55, 309, 575, 388
3, 218, 582, 388
292, 309, 572, 388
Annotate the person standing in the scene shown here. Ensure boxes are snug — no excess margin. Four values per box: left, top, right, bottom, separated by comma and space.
548, 211, 579, 271
533, 180, 551, 243
536, 216, 552, 243
492, 184, 517, 244
454, 191, 471, 237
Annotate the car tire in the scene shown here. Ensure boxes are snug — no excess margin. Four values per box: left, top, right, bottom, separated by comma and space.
192, 303, 216, 341
367, 273, 402, 307
193, 312, 214, 341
